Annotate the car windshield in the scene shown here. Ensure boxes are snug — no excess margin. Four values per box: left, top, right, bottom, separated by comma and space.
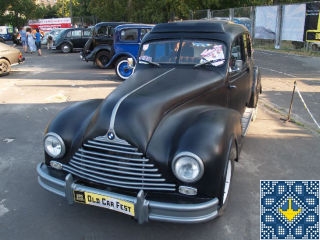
139, 39, 226, 67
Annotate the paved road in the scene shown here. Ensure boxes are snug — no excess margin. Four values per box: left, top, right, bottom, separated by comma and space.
0, 47, 319, 240
254, 50, 320, 132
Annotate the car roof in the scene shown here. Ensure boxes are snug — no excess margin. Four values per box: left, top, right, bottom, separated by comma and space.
153, 20, 246, 34
115, 24, 155, 31
146, 20, 248, 44
94, 22, 128, 29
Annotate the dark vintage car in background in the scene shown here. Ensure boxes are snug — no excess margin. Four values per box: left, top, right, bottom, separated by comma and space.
41, 28, 68, 45
0, 42, 25, 76
37, 20, 261, 224
80, 21, 127, 65
81, 23, 153, 80
51, 27, 92, 53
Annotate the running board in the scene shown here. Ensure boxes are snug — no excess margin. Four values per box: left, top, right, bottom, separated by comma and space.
241, 108, 255, 136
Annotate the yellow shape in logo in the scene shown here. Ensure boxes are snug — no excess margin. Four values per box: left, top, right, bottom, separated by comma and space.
279, 198, 301, 221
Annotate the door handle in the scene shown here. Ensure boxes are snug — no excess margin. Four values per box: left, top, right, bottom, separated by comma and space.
228, 84, 237, 89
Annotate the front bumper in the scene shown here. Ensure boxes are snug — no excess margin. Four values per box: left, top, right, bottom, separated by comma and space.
37, 162, 219, 224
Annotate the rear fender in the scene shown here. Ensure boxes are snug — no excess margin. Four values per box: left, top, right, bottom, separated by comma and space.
248, 66, 262, 108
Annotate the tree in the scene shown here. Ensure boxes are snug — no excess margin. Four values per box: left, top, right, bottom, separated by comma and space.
4, 0, 37, 28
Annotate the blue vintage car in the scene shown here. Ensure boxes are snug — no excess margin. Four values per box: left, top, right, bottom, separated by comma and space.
0, 26, 13, 42
81, 23, 154, 80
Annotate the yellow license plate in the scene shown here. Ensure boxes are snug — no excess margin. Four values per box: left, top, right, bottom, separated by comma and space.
74, 191, 135, 216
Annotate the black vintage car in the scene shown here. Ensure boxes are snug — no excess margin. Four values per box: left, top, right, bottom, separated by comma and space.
52, 27, 92, 53
37, 20, 262, 224
80, 22, 127, 67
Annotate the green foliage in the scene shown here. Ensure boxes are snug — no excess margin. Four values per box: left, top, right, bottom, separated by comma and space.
0, 0, 317, 28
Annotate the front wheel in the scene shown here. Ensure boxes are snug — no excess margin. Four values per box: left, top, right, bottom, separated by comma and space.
115, 57, 134, 80
61, 43, 72, 53
218, 140, 236, 215
95, 51, 110, 69
0, 59, 11, 76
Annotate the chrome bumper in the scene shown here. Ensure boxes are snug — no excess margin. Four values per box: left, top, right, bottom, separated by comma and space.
37, 162, 219, 224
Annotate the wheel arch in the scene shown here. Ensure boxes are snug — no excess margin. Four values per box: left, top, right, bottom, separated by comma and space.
147, 105, 242, 195
0, 57, 11, 64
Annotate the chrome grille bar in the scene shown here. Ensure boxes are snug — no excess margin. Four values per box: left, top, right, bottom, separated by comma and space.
64, 135, 176, 191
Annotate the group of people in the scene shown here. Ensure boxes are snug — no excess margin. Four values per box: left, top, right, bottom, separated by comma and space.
19, 27, 42, 56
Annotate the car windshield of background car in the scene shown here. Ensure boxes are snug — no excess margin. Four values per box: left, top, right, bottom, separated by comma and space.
139, 39, 226, 66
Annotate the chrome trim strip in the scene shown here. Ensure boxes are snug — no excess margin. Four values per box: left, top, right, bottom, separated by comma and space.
109, 68, 175, 133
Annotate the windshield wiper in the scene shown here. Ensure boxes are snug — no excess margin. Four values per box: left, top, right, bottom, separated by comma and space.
139, 59, 160, 67
193, 58, 225, 68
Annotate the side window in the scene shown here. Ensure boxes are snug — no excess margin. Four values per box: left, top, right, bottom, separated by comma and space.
230, 36, 245, 71
108, 27, 115, 37
244, 33, 252, 58
140, 28, 151, 40
120, 29, 138, 41
66, 31, 72, 38
97, 26, 107, 36
83, 29, 91, 37
72, 30, 82, 37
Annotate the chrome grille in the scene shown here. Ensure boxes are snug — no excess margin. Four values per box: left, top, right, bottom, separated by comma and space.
63, 135, 176, 191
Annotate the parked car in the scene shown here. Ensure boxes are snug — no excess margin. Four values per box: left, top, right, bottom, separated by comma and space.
0, 42, 25, 76
37, 20, 262, 224
41, 28, 68, 45
52, 27, 92, 53
80, 22, 127, 65
0, 26, 13, 42
82, 23, 153, 80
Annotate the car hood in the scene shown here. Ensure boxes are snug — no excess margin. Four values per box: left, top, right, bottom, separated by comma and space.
84, 66, 225, 152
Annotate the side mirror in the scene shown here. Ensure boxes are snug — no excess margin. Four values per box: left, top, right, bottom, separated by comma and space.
127, 57, 134, 69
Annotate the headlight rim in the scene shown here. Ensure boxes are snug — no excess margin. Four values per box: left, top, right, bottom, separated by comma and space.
172, 151, 204, 183
43, 132, 66, 158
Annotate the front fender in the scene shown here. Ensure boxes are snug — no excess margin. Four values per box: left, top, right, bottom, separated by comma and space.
147, 105, 241, 197
44, 99, 103, 164
85, 45, 113, 62
111, 52, 137, 65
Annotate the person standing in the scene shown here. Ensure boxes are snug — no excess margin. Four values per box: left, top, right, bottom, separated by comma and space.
19, 27, 27, 53
35, 28, 43, 56
26, 28, 36, 53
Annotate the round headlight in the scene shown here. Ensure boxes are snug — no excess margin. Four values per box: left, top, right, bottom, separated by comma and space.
44, 133, 65, 158
172, 152, 204, 183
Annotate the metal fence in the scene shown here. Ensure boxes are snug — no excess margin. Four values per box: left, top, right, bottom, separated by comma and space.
193, 2, 320, 53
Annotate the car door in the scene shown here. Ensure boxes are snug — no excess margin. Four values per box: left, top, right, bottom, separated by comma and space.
70, 29, 82, 48
81, 28, 92, 48
227, 33, 252, 114
114, 28, 141, 58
